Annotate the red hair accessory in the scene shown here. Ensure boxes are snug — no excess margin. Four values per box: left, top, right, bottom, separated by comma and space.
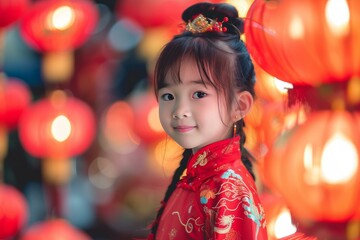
185, 14, 228, 33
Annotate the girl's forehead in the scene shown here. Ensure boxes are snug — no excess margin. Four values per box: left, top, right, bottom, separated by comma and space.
164, 58, 212, 85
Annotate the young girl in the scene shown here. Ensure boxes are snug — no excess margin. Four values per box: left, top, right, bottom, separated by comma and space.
148, 2, 268, 239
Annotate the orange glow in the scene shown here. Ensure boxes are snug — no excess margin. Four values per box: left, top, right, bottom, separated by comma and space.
151, 138, 183, 175
131, 91, 166, 144
226, 0, 254, 18
42, 51, 74, 83
148, 106, 163, 133
43, 158, 72, 184
101, 101, 139, 154
289, 14, 304, 39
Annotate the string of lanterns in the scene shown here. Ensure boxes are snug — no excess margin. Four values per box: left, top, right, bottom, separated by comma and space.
245, 0, 360, 239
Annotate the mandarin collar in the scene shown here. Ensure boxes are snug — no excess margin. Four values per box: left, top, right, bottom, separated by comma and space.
178, 136, 241, 191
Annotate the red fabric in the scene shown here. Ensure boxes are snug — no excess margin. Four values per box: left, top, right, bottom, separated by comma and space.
153, 137, 268, 239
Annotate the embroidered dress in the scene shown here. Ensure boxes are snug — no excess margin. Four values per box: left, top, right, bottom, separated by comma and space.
154, 137, 268, 240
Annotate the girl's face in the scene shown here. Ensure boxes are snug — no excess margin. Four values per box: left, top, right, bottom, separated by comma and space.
158, 59, 234, 153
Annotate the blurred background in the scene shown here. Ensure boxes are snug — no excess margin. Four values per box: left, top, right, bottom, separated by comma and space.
1, 0, 360, 240
0, 0, 257, 239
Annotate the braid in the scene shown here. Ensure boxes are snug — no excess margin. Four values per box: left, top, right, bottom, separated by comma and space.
237, 119, 256, 180
150, 149, 192, 236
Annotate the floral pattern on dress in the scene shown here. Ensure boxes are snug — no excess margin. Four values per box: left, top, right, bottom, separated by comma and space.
200, 167, 266, 239
153, 137, 268, 240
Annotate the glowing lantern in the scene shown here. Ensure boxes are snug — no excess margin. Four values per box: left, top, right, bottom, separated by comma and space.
262, 128, 297, 196
0, 77, 31, 130
266, 110, 360, 222
116, 0, 222, 28
245, 0, 360, 86
19, 0, 98, 52
0, 0, 30, 28
18, 90, 96, 185
21, 219, 90, 240
19, 90, 96, 159
101, 100, 139, 154
130, 91, 166, 145
261, 104, 308, 190
0, 184, 28, 239
0, 77, 31, 169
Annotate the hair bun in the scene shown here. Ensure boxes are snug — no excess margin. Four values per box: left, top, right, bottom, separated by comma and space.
182, 2, 244, 34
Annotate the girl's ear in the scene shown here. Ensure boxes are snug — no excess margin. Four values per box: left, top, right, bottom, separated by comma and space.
232, 91, 253, 121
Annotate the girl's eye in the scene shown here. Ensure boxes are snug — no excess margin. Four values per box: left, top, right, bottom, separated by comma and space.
193, 91, 207, 99
160, 93, 174, 101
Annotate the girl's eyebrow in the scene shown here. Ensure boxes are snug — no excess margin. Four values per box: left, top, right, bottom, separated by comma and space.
191, 79, 206, 85
158, 79, 208, 90
191, 79, 209, 88
157, 81, 169, 90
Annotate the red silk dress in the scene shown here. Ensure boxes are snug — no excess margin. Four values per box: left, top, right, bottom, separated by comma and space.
153, 136, 268, 239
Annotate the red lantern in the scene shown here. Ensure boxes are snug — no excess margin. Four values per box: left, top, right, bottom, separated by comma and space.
262, 128, 296, 196
19, 0, 98, 52
0, 184, 28, 239
245, 0, 360, 86
18, 91, 96, 159
101, 100, 139, 154
21, 219, 90, 240
130, 91, 166, 145
252, 101, 308, 190
116, 0, 222, 28
266, 110, 360, 222
0, 78, 31, 130
0, 0, 30, 28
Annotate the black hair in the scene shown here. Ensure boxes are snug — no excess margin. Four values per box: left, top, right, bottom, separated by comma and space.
150, 2, 256, 237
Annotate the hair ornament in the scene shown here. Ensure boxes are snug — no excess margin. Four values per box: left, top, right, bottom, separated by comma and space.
185, 14, 228, 33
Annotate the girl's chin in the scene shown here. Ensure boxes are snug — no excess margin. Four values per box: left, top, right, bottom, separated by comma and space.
171, 140, 198, 151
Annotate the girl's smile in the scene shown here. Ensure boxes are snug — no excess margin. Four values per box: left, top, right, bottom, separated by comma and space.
173, 125, 196, 133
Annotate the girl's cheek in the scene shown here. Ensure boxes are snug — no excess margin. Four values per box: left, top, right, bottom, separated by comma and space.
159, 102, 171, 115
159, 106, 170, 123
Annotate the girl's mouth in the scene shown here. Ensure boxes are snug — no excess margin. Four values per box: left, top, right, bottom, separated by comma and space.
174, 125, 196, 133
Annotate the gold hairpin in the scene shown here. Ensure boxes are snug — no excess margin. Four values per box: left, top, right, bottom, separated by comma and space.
185, 14, 228, 33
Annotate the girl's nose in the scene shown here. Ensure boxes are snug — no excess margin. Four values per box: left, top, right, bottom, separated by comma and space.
172, 100, 192, 119
172, 112, 191, 119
